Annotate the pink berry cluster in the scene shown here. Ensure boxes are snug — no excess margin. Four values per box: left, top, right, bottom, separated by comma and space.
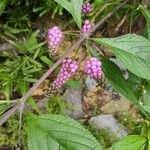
82, 20, 93, 33
84, 57, 102, 80
45, 58, 78, 97
53, 58, 78, 89
47, 26, 63, 55
82, 2, 92, 14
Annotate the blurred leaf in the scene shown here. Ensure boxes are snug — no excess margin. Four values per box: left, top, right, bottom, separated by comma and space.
112, 135, 146, 150
0, 0, 7, 15
54, 0, 83, 28
93, 34, 150, 80
27, 114, 103, 150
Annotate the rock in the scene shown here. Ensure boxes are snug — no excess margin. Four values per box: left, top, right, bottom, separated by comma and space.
89, 115, 128, 138
63, 88, 84, 119
85, 76, 97, 91
100, 97, 130, 113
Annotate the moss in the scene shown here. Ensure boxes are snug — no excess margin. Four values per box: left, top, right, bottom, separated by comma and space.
0, 115, 27, 149
87, 124, 117, 149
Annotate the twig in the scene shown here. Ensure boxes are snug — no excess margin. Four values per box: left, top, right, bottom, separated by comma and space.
0, 0, 129, 126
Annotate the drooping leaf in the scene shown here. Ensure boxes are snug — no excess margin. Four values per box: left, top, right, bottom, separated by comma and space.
101, 57, 137, 103
101, 57, 149, 118
54, 0, 83, 28
112, 135, 146, 150
27, 114, 103, 150
93, 34, 150, 80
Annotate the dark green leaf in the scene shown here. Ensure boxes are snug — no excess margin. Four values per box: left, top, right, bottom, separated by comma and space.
101, 57, 149, 118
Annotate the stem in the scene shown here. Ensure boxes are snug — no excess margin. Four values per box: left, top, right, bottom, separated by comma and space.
0, 0, 129, 126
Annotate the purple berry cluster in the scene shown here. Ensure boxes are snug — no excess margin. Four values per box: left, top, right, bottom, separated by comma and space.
47, 26, 63, 55
53, 58, 78, 89
45, 58, 78, 97
82, 20, 92, 33
82, 2, 92, 14
84, 57, 102, 80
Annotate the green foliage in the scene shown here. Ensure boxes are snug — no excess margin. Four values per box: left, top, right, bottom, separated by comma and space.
27, 114, 103, 150
54, 0, 83, 28
0, 31, 47, 99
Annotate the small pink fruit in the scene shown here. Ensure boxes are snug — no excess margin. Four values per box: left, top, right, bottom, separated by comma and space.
47, 26, 63, 55
84, 57, 102, 79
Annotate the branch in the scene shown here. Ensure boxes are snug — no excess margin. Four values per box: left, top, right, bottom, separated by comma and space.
0, 0, 129, 126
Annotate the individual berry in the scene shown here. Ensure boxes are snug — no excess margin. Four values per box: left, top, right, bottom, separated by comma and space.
84, 57, 102, 80
44, 58, 78, 97
82, 20, 93, 33
47, 26, 63, 55
82, 2, 92, 14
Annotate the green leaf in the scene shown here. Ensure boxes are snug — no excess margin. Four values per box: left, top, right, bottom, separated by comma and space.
54, 0, 83, 28
93, 34, 150, 80
27, 114, 103, 150
141, 5, 150, 39
0, 0, 7, 15
40, 56, 53, 65
101, 57, 149, 118
112, 135, 146, 150
65, 80, 82, 88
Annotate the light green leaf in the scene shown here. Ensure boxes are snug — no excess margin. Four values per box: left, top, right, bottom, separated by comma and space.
54, 0, 83, 28
112, 135, 146, 150
93, 34, 150, 80
40, 56, 53, 65
27, 114, 103, 150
